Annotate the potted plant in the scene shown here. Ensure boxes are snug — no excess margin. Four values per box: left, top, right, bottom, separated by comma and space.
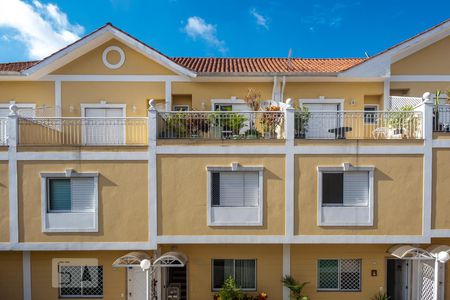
386, 105, 418, 138
160, 112, 187, 138
282, 275, 309, 300
218, 276, 243, 300
244, 88, 263, 111
294, 106, 310, 139
259, 105, 283, 139
210, 111, 246, 139
371, 291, 390, 300
185, 111, 209, 138
244, 128, 261, 139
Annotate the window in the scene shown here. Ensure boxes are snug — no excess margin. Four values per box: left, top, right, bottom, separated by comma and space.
318, 165, 374, 226
82, 105, 126, 145
41, 172, 99, 232
48, 178, 95, 212
59, 265, 103, 298
317, 259, 361, 291
322, 171, 369, 207
207, 166, 263, 226
212, 259, 256, 291
214, 104, 233, 111
364, 105, 378, 124
211, 171, 259, 207
173, 105, 190, 111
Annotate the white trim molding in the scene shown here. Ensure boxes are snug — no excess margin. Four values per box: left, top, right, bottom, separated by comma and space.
42, 74, 191, 82
391, 75, 450, 82
40, 171, 99, 233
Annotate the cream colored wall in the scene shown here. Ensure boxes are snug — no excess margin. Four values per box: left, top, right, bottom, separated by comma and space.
284, 82, 384, 110
392, 36, 450, 75
157, 155, 285, 235
0, 251, 23, 300
18, 161, 148, 242
432, 149, 450, 229
0, 161, 9, 242
390, 82, 450, 97
172, 82, 274, 110
61, 81, 164, 117
31, 251, 131, 300
291, 244, 388, 300
295, 155, 423, 235
161, 244, 283, 300
0, 81, 54, 107
52, 39, 177, 75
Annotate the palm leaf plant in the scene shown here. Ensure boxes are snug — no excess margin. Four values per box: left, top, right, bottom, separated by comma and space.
281, 275, 309, 300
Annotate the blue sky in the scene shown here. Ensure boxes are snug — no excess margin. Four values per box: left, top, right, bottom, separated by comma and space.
0, 0, 449, 62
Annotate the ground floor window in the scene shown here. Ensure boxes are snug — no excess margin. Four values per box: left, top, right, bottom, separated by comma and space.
59, 265, 103, 297
317, 259, 361, 291
212, 259, 256, 291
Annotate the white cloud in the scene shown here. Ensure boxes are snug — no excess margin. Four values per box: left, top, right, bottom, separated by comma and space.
0, 0, 84, 60
250, 8, 269, 30
183, 16, 227, 55
301, 2, 358, 32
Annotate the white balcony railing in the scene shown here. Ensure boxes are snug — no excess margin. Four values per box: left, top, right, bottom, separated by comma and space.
157, 111, 285, 139
433, 104, 450, 132
294, 110, 423, 140
18, 117, 148, 146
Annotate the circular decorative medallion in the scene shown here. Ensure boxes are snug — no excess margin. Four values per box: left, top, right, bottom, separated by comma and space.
102, 46, 125, 69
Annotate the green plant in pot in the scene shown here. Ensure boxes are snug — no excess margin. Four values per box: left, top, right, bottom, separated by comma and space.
282, 275, 309, 300
294, 106, 310, 139
371, 291, 390, 300
185, 112, 210, 138
387, 105, 418, 138
162, 113, 187, 138
209, 111, 246, 138
259, 106, 283, 138
218, 276, 243, 300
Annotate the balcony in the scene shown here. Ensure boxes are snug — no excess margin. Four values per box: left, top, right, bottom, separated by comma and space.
433, 104, 450, 132
0, 118, 7, 145
18, 117, 148, 146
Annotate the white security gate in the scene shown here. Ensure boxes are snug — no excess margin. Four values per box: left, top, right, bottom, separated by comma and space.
128, 267, 149, 300
302, 103, 340, 139
84, 108, 125, 145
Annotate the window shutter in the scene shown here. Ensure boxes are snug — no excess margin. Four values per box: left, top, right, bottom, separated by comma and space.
219, 172, 245, 206
343, 172, 369, 206
71, 178, 95, 212
243, 172, 259, 207
49, 179, 71, 211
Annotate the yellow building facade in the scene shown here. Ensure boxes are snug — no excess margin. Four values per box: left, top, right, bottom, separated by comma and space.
1, 21, 450, 300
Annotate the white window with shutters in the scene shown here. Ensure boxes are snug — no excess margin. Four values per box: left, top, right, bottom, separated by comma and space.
318, 165, 374, 226
207, 165, 263, 226
41, 171, 99, 232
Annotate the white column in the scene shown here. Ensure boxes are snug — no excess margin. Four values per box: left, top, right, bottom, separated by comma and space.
282, 244, 291, 300
284, 106, 295, 238
8, 104, 19, 244
165, 80, 172, 111
55, 80, 61, 118
148, 100, 158, 249
23, 251, 31, 300
383, 78, 390, 110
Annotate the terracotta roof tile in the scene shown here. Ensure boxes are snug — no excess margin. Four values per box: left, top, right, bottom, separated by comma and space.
0, 61, 40, 72
170, 57, 365, 74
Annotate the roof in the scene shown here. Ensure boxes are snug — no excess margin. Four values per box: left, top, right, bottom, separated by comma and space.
0, 61, 39, 72
171, 57, 365, 74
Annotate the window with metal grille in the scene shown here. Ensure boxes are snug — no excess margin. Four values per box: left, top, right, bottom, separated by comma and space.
47, 178, 95, 213
212, 259, 256, 291
322, 171, 369, 207
211, 172, 259, 207
317, 259, 361, 291
59, 265, 103, 297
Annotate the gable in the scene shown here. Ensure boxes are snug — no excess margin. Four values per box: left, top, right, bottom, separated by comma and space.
391, 35, 450, 75
51, 39, 177, 75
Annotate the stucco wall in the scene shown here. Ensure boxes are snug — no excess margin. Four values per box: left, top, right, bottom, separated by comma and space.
0, 251, 23, 300
0, 161, 9, 242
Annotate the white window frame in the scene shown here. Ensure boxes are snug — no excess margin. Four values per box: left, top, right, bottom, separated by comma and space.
41, 171, 99, 232
173, 105, 190, 111
317, 259, 361, 292
211, 259, 257, 291
207, 165, 264, 226
210, 99, 250, 111
317, 165, 374, 226
363, 104, 379, 125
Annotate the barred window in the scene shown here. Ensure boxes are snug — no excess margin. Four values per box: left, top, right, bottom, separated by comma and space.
59, 265, 103, 298
317, 259, 361, 291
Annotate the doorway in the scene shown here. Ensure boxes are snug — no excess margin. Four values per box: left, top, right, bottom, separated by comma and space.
127, 267, 149, 300
163, 266, 187, 300
387, 259, 411, 300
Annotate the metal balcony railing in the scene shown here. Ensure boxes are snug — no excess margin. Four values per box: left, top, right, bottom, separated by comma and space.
157, 111, 285, 139
294, 110, 423, 140
18, 117, 148, 146
433, 104, 450, 132
0, 118, 7, 145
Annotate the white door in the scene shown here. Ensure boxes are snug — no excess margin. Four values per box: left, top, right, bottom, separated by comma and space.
127, 267, 149, 300
84, 107, 125, 145
302, 103, 339, 139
